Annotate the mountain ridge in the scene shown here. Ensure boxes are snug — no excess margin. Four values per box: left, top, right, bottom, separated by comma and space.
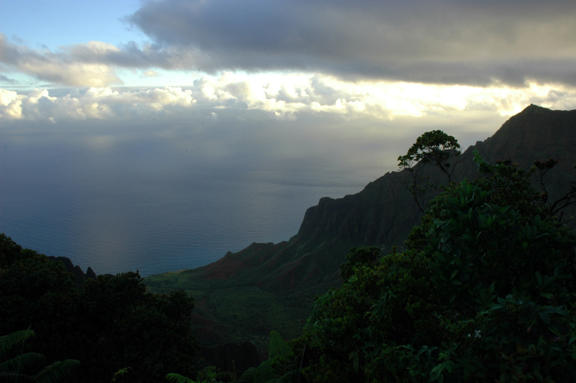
145, 104, 576, 355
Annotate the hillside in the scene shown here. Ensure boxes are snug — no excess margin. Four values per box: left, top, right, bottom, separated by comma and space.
145, 104, 576, 359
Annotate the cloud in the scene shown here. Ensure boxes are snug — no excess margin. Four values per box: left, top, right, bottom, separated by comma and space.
1, 73, 575, 122
0, 35, 121, 86
128, 0, 576, 86
0, 89, 23, 119
0, 74, 16, 83
3, 0, 575, 88
0, 86, 200, 120
0, 34, 196, 86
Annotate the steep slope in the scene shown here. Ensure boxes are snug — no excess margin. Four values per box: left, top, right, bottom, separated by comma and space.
145, 105, 576, 351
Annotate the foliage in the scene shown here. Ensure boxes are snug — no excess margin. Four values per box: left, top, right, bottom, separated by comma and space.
339, 247, 381, 280
0, 329, 79, 382
296, 159, 576, 382
398, 130, 461, 212
237, 331, 297, 383
0, 235, 197, 383
34, 360, 81, 383
0, 329, 36, 359
166, 366, 231, 383
397, 130, 460, 179
531, 159, 576, 217
111, 367, 133, 383
166, 372, 198, 383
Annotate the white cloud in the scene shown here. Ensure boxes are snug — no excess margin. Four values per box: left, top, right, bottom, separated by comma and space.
65, 41, 121, 58
0, 35, 122, 87
186, 72, 576, 119
1, 87, 195, 121
1, 74, 575, 123
0, 89, 23, 119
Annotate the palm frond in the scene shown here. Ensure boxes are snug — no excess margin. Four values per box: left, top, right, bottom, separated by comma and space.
0, 330, 35, 360
0, 371, 35, 382
34, 359, 80, 383
0, 352, 46, 373
165, 372, 197, 383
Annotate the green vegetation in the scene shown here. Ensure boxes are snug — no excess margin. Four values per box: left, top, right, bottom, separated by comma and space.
0, 329, 79, 382
235, 331, 296, 383
0, 236, 196, 383
398, 129, 460, 180
246, 158, 576, 382
398, 130, 461, 212
3, 122, 576, 382
146, 256, 312, 351
166, 372, 197, 383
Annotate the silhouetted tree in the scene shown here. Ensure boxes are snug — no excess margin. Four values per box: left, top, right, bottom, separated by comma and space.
398, 130, 461, 211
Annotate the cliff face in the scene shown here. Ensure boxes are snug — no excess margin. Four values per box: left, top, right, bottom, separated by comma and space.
254, 105, 576, 294
297, 170, 418, 246
145, 105, 576, 348
300, 105, 576, 251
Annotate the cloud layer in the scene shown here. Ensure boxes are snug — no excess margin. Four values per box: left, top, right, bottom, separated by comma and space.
2, 1, 576, 88
129, 0, 576, 86
2, 73, 576, 122
0, 35, 121, 86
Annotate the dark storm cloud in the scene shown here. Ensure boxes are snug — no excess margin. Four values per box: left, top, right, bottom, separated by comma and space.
129, 0, 576, 86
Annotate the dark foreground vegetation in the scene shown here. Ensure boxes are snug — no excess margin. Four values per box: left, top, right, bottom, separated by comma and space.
0, 237, 196, 382
2, 107, 576, 382
253, 159, 576, 382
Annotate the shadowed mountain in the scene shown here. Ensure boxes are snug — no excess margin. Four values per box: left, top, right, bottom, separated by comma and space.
145, 104, 576, 358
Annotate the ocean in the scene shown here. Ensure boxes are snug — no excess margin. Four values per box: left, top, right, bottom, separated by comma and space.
0, 120, 373, 276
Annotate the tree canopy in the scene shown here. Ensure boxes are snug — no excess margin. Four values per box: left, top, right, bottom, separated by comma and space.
291, 160, 576, 382
398, 130, 461, 180
0, 329, 79, 383
0, 235, 197, 383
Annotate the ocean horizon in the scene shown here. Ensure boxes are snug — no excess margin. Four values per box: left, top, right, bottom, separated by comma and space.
0, 121, 373, 276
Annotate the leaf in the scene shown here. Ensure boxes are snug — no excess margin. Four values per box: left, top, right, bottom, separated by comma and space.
268, 331, 292, 361
34, 359, 80, 383
0, 330, 35, 360
165, 373, 197, 383
0, 372, 34, 382
111, 367, 132, 382
429, 359, 455, 383
0, 352, 46, 374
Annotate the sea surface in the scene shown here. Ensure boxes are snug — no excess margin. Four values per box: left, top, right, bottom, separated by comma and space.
0, 121, 373, 276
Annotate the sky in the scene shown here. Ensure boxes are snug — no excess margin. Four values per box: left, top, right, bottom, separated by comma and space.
1, 0, 576, 273
0, 0, 575, 125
